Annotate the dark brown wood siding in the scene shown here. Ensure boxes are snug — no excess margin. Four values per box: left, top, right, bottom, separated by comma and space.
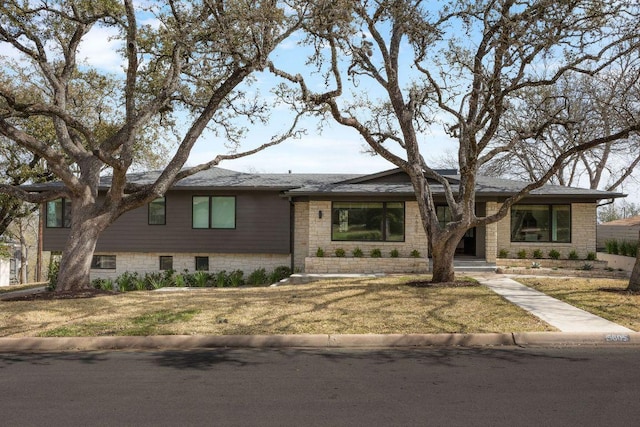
43, 190, 291, 254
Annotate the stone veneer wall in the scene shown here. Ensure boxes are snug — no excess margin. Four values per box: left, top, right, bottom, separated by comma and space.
90, 252, 291, 280
496, 203, 597, 259
305, 257, 428, 274
293, 201, 310, 272
485, 201, 499, 263
301, 200, 429, 274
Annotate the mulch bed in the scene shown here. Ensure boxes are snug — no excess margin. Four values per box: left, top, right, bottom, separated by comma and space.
1, 289, 118, 302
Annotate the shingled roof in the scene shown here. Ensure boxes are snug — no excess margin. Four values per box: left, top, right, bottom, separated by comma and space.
26, 166, 625, 200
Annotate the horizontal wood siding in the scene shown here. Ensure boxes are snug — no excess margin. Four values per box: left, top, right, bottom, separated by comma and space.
43, 191, 291, 254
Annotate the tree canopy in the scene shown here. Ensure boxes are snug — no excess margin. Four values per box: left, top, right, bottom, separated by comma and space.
270, 0, 640, 281
0, 0, 309, 291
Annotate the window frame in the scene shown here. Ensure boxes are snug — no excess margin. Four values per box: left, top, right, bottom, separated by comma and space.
91, 255, 116, 270
331, 201, 406, 242
510, 204, 572, 243
148, 197, 166, 225
192, 196, 236, 229
45, 198, 71, 228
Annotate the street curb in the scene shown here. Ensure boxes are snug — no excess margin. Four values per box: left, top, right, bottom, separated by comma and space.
1, 332, 639, 353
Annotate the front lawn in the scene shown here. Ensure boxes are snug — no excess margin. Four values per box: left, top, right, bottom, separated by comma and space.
0, 276, 552, 337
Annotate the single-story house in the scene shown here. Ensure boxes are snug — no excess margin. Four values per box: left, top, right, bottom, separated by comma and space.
40, 167, 623, 279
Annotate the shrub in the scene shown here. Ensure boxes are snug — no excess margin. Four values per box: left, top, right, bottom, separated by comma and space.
390, 249, 399, 258
605, 239, 619, 255
568, 250, 579, 260
92, 278, 115, 291
247, 268, 269, 286
370, 248, 382, 258
629, 241, 639, 258
145, 272, 167, 290
586, 252, 597, 261
352, 247, 363, 257
580, 263, 593, 271
173, 273, 186, 287
548, 249, 561, 260
619, 240, 629, 256
116, 271, 139, 292
531, 262, 541, 269
497, 249, 509, 259
517, 249, 527, 259
215, 270, 230, 287
316, 247, 324, 257
410, 249, 421, 258
335, 248, 346, 257
192, 271, 211, 287
228, 270, 245, 287
269, 266, 292, 283
532, 249, 543, 259
46, 258, 60, 291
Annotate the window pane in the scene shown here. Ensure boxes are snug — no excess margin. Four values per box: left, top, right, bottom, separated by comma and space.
332, 202, 384, 241
149, 197, 166, 225
511, 205, 570, 242
195, 256, 209, 271
46, 199, 63, 228
385, 202, 405, 241
552, 205, 571, 242
211, 197, 235, 229
91, 255, 116, 269
192, 197, 209, 228
511, 205, 550, 242
159, 256, 173, 271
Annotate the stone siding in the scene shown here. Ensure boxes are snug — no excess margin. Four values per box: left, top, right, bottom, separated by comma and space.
298, 200, 429, 273
496, 203, 597, 259
90, 252, 291, 280
305, 200, 428, 258
293, 201, 309, 272
305, 257, 429, 274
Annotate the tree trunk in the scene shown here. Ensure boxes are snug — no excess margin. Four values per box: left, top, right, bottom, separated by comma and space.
430, 233, 464, 283
55, 211, 109, 293
627, 231, 640, 292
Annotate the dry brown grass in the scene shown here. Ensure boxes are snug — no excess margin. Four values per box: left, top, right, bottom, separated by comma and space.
519, 277, 640, 331
0, 276, 552, 337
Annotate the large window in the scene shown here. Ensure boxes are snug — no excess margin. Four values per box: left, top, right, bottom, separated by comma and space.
193, 196, 236, 229
91, 255, 116, 269
332, 202, 404, 241
46, 198, 71, 228
511, 205, 571, 243
148, 197, 166, 225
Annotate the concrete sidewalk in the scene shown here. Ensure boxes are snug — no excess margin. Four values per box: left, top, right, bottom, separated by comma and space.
476, 275, 633, 333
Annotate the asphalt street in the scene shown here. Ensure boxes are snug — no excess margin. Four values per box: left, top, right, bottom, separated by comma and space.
1, 346, 639, 426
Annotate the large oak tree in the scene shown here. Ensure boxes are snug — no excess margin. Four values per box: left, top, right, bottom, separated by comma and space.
0, 0, 308, 292
271, 0, 640, 282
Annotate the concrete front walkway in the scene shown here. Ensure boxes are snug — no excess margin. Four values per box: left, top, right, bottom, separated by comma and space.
476, 275, 634, 333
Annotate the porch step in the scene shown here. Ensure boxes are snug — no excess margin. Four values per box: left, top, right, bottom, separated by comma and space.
453, 260, 497, 273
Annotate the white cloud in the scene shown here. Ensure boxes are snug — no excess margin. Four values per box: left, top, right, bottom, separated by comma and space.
77, 25, 124, 73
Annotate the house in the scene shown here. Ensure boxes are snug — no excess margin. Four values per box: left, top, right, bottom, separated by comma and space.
40, 167, 623, 279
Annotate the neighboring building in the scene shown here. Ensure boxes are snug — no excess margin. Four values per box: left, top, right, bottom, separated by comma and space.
597, 215, 640, 250
38, 167, 623, 279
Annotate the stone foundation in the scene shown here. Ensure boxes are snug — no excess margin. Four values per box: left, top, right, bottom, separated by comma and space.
90, 252, 291, 280
305, 257, 429, 274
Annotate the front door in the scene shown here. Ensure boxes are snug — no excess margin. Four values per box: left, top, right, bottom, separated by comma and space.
436, 205, 477, 256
